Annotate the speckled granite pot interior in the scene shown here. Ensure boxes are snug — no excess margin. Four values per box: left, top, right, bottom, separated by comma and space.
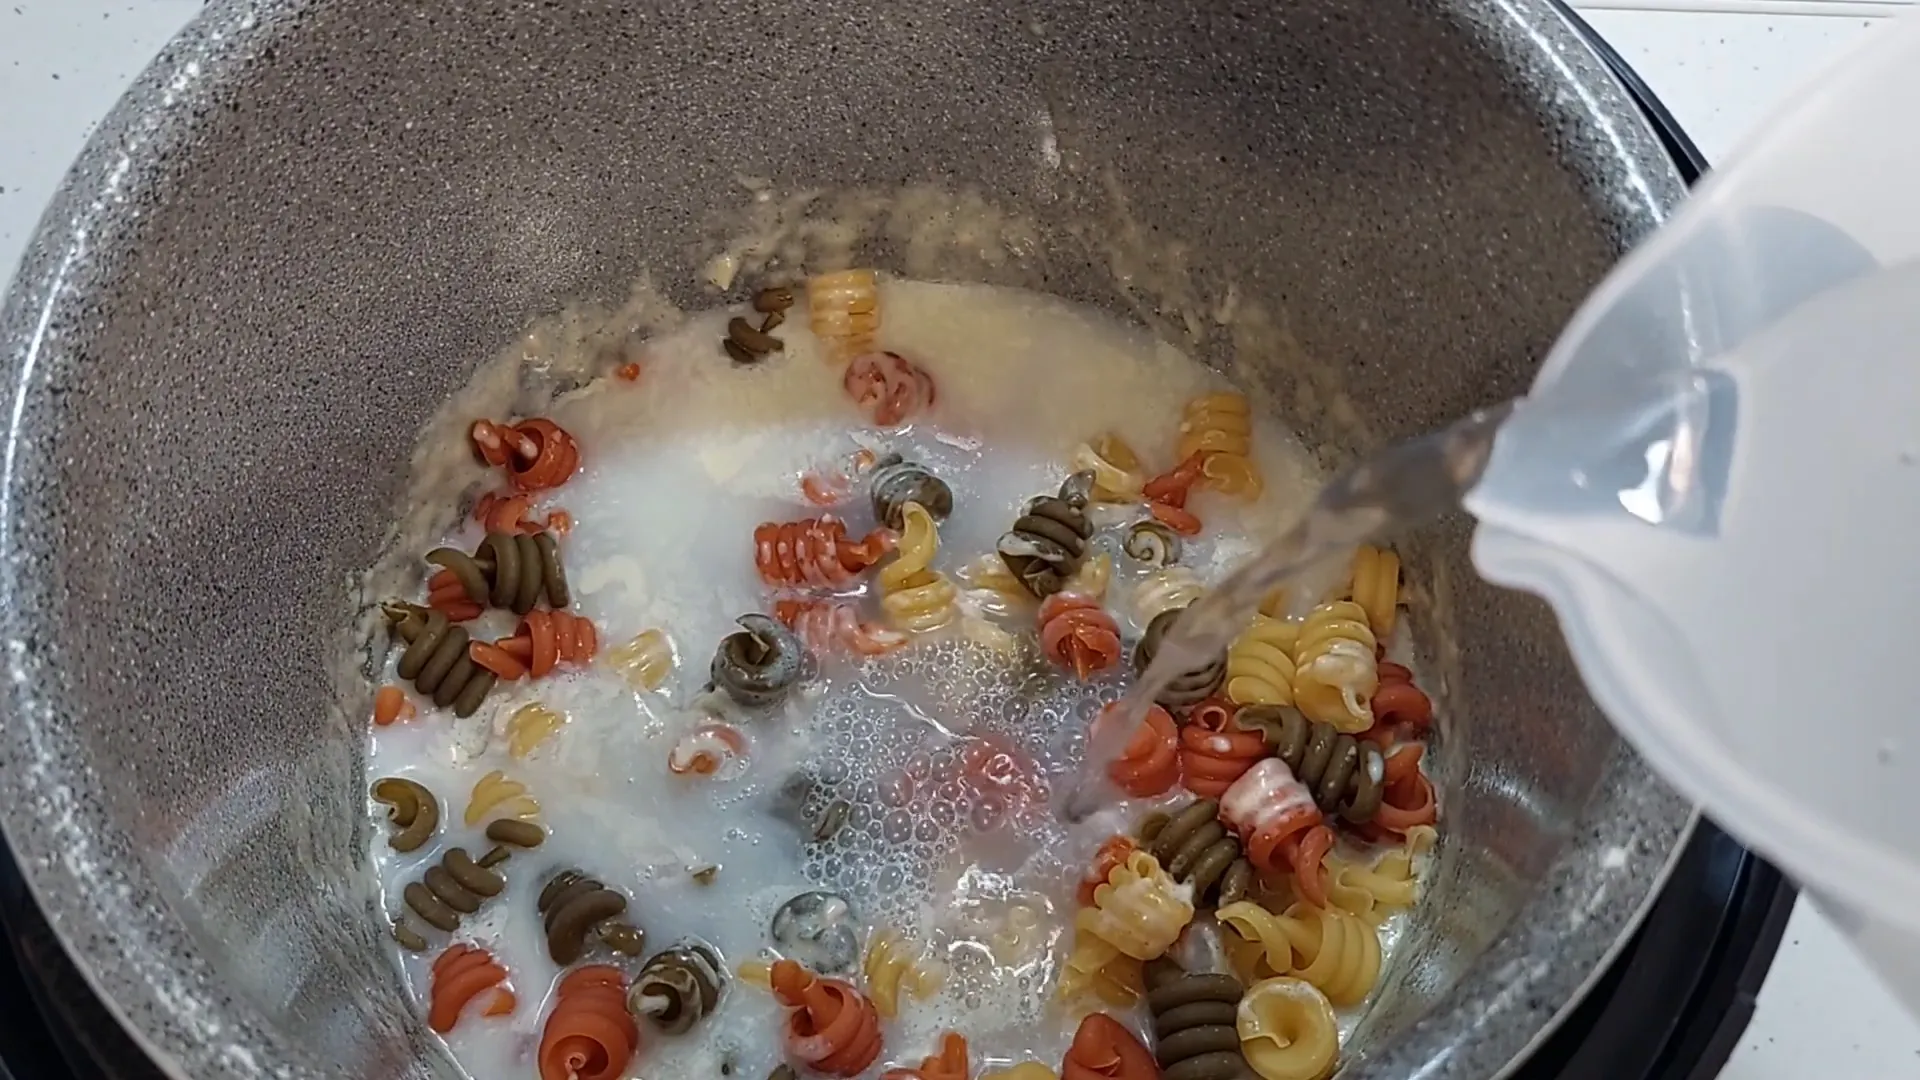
0, 1, 1694, 1078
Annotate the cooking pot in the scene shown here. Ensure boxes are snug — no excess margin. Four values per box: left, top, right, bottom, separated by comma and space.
0, 1, 1696, 1078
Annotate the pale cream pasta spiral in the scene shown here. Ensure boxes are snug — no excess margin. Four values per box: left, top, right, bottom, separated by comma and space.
1325, 825, 1435, 924
1226, 615, 1300, 707
505, 702, 567, 760
1217, 900, 1381, 1007
1059, 851, 1193, 1004
1132, 567, 1206, 625
807, 268, 881, 363
957, 553, 1033, 617
1237, 977, 1339, 1080
1071, 433, 1146, 503
1065, 552, 1113, 602
1291, 601, 1378, 734
1179, 392, 1262, 498
463, 769, 541, 826
880, 501, 960, 633
862, 928, 944, 1018
605, 628, 674, 691
1347, 545, 1400, 642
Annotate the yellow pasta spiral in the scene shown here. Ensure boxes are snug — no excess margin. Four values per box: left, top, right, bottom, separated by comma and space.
862, 929, 944, 1018
807, 268, 880, 363
1217, 901, 1381, 1007
736, 959, 773, 990
606, 628, 674, 691
982, 1065, 1061, 1080
463, 769, 540, 826
1132, 567, 1206, 625
1291, 601, 1378, 733
1060, 851, 1193, 1004
505, 702, 567, 760
957, 553, 1032, 617
1226, 615, 1300, 707
1347, 545, 1400, 641
1178, 392, 1262, 498
1237, 977, 1339, 1080
1071, 433, 1145, 503
1066, 553, 1113, 601
1327, 824, 1437, 924
880, 501, 960, 633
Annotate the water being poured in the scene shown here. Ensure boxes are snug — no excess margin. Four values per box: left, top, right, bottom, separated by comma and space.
1061, 399, 1520, 821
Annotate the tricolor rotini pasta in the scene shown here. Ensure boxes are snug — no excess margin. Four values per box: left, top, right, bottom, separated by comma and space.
807, 269, 881, 364
464, 770, 541, 826
1290, 601, 1378, 733
1059, 851, 1194, 1004
862, 928, 944, 1019
1225, 615, 1299, 707
1347, 545, 1400, 642
1216, 900, 1382, 1007
1236, 977, 1339, 1080
1177, 392, 1262, 498
879, 501, 961, 633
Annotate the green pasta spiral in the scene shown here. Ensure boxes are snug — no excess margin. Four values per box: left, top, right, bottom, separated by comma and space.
402, 847, 505, 934
996, 471, 1096, 598
1137, 798, 1252, 908
1132, 606, 1227, 710
1144, 959, 1254, 1080
537, 869, 647, 965
629, 942, 726, 1034
1236, 705, 1386, 823
869, 455, 954, 531
427, 530, 571, 614
383, 603, 498, 717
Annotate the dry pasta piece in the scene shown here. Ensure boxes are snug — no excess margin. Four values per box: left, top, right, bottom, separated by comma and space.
465, 769, 541, 826
538, 965, 639, 1080
470, 417, 582, 493
775, 597, 910, 657
1077, 835, 1139, 907
1093, 703, 1180, 798
371, 777, 439, 853
1217, 901, 1382, 1007
1072, 434, 1147, 503
1142, 452, 1208, 537
808, 269, 881, 364
755, 515, 896, 589
1365, 744, 1438, 838
1136, 797, 1254, 908
1347, 545, 1400, 642
956, 553, 1033, 617
1225, 615, 1299, 708
1179, 699, 1268, 799
630, 943, 726, 1034
1235, 706, 1386, 825
863, 929, 945, 1019
845, 351, 938, 428
1178, 393, 1262, 499
884, 1032, 970, 1080
1290, 601, 1377, 734
1236, 977, 1338, 1080
770, 959, 886, 1076
1142, 958, 1253, 1080
1370, 661, 1435, 734
880, 501, 961, 633
1219, 759, 1333, 908
1038, 593, 1123, 680
506, 702, 567, 759
470, 610, 600, 682
1325, 825, 1434, 925
1059, 851, 1194, 1004
428, 943, 514, 1033
1063, 1013, 1160, 1080
606, 628, 674, 691
1133, 567, 1206, 625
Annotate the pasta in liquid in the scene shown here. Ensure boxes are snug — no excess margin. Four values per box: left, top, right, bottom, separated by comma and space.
366, 279, 1428, 1080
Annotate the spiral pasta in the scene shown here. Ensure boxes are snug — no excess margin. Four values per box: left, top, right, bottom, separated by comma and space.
808, 269, 881, 363
465, 770, 540, 826
403, 847, 506, 933
1061, 851, 1194, 1005
880, 501, 961, 633
769, 959, 886, 1077
373, 684, 416, 727
956, 554, 1033, 616
471, 416, 582, 493
606, 628, 674, 692
1236, 978, 1338, 1080
1122, 521, 1182, 568
1216, 902, 1380, 1008
1234, 706, 1385, 823
505, 702, 566, 759
539, 965, 639, 1080
428, 943, 515, 1033
775, 597, 909, 657
844, 350, 939, 427
1142, 451, 1208, 536
1067, 553, 1114, 602
1133, 607, 1227, 711
1136, 798, 1253, 908
1095, 703, 1180, 798
383, 603, 498, 718
1072, 433, 1146, 503
1143, 959, 1253, 1080
1325, 825, 1434, 925
1178, 393, 1261, 498
755, 515, 896, 589
712, 614, 806, 706
1290, 601, 1377, 734
1370, 661, 1435, 732
1179, 700, 1269, 800
370, 777, 439, 852
1038, 593, 1123, 680
863, 928, 944, 1019
427, 530, 571, 617
883, 1031, 970, 1080
1347, 545, 1400, 643
1133, 568, 1206, 625
631, 942, 726, 1035
802, 447, 880, 507
468, 610, 600, 682
870, 455, 954, 529
537, 869, 647, 964
1368, 744, 1438, 838
997, 474, 1095, 598
1218, 759, 1333, 908
1225, 616, 1299, 708
1064, 1013, 1160, 1080
668, 722, 750, 777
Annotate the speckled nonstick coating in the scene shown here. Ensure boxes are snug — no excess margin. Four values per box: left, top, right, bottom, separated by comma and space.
0, 2, 1691, 1078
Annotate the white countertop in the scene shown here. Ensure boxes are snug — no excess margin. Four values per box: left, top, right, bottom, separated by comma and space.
4, 2, 1919, 1078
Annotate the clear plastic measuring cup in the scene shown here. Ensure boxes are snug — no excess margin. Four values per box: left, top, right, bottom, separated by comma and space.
1466, 10, 1920, 1014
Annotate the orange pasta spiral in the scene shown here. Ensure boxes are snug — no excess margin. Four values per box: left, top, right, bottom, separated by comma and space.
1063, 1013, 1159, 1080
538, 965, 639, 1080
774, 597, 909, 656
1369, 662, 1434, 735
754, 516, 895, 589
1037, 593, 1123, 680
770, 959, 885, 1077
1077, 835, 1139, 907
428, 943, 515, 1034
1220, 759, 1334, 908
844, 351, 938, 428
469, 610, 599, 681
1094, 703, 1180, 798
884, 1032, 971, 1080
470, 417, 581, 493
1367, 744, 1438, 839
1141, 452, 1208, 537
1179, 698, 1269, 798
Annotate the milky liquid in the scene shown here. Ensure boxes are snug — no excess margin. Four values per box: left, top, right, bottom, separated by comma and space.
366, 279, 1403, 1079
